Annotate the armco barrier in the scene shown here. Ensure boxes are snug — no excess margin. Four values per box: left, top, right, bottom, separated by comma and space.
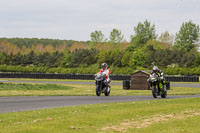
165, 76, 199, 82
0, 73, 199, 82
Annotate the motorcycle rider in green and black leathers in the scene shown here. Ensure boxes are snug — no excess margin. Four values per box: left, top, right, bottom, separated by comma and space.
150, 66, 166, 95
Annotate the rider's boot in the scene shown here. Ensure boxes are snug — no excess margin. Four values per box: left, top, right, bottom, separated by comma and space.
162, 80, 166, 85
158, 82, 163, 95
106, 80, 111, 92
107, 85, 111, 92
107, 86, 110, 92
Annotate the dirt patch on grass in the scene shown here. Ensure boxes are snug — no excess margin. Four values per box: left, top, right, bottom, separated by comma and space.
101, 109, 200, 132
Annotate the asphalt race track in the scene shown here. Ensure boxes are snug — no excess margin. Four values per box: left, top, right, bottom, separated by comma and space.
0, 80, 200, 113
1, 95, 200, 113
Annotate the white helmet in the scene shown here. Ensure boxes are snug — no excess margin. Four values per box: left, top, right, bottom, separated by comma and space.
153, 66, 158, 73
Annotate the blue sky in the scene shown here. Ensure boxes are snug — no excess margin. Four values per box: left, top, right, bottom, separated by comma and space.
0, 0, 199, 41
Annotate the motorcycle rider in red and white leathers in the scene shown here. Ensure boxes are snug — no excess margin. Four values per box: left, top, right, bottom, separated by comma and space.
98, 63, 111, 91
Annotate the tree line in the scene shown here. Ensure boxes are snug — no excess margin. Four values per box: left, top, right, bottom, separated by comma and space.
0, 20, 199, 75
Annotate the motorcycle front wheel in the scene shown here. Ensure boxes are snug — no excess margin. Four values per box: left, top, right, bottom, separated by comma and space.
96, 85, 101, 96
152, 85, 157, 98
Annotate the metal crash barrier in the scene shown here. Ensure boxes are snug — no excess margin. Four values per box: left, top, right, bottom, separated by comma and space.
0, 73, 199, 82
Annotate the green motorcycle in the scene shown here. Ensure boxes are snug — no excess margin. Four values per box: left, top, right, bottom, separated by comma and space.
148, 73, 167, 98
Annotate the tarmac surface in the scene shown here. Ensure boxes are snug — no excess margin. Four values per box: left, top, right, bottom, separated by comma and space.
1, 95, 200, 113
0, 80, 200, 113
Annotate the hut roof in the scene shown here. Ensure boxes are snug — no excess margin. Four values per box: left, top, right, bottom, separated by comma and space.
131, 70, 149, 76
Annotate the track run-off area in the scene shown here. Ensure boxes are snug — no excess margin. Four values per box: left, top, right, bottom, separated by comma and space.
1, 95, 200, 113
0, 80, 200, 113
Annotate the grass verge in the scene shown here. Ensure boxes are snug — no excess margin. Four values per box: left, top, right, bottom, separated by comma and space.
0, 82, 200, 96
0, 82, 73, 90
0, 98, 200, 133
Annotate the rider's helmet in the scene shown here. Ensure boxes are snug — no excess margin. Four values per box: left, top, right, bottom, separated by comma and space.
153, 66, 158, 73
101, 63, 108, 70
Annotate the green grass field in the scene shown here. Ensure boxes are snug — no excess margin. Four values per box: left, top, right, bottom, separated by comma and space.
0, 79, 200, 133
0, 98, 200, 133
0, 82, 200, 96
0, 82, 73, 90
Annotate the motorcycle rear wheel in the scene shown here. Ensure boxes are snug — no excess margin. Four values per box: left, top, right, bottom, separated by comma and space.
152, 85, 157, 98
104, 88, 110, 96
161, 85, 167, 98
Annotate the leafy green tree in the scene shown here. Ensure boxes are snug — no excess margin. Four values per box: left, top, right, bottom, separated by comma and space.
35, 52, 50, 67
11, 53, 22, 65
109, 29, 124, 44
109, 50, 123, 67
194, 52, 200, 67
97, 50, 123, 67
131, 20, 156, 46
175, 20, 200, 52
84, 48, 99, 65
129, 48, 148, 68
121, 51, 132, 67
49, 51, 63, 67
97, 50, 112, 66
90, 30, 106, 43
0, 53, 5, 65
183, 52, 196, 67
22, 51, 36, 65
70, 48, 99, 67
61, 49, 72, 68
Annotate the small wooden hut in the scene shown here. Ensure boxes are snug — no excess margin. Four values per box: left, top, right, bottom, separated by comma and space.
130, 70, 149, 90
